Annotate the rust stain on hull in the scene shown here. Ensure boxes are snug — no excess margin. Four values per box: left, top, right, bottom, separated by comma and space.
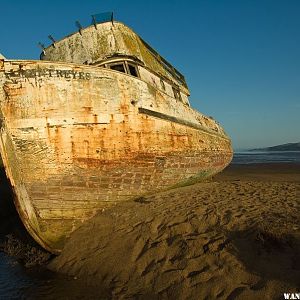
0, 18, 232, 253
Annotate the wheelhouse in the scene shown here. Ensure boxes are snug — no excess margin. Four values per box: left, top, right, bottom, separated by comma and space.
92, 57, 140, 78
92, 56, 190, 106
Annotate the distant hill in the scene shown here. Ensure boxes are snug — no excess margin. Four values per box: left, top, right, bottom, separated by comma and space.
251, 142, 300, 152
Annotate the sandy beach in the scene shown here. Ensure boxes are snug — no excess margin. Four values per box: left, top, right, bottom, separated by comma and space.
46, 163, 300, 299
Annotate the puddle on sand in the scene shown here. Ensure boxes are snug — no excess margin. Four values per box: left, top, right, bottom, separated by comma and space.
0, 252, 109, 299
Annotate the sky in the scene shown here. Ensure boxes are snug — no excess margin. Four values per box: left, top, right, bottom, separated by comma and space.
0, 0, 299, 150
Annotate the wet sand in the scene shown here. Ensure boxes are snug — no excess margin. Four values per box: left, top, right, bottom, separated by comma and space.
48, 163, 300, 299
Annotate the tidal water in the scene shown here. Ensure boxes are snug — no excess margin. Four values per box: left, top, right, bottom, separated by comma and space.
1, 151, 300, 299
232, 151, 300, 164
0, 252, 98, 299
0, 253, 33, 299
0, 251, 57, 300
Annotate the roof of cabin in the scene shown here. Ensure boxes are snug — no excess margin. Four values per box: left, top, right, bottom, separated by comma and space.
41, 21, 188, 91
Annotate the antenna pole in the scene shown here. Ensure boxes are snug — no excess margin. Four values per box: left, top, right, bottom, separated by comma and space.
38, 42, 46, 55
92, 15, 97, 29
48, 35, 56, 47
75, 20, 83, 35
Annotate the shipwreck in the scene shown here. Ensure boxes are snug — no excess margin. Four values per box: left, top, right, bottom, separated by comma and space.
0, 13, 233, 253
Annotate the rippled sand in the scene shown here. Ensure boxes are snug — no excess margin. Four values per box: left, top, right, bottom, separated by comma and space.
49, 164, 300, 299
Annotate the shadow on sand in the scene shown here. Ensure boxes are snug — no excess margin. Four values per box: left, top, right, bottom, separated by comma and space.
228, 226, 300, 287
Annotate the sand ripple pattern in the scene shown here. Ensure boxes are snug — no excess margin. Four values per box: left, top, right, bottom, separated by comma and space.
50, 179, 300, 299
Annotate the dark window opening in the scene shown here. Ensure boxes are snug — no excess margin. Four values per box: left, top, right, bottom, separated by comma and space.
110, 63, 126, 73
160, 79, 165, 91
172, 87, 182, 101
128, 64, 138, 77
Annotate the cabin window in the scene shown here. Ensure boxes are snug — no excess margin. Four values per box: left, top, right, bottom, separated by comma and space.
109, 63, 126, 73
127, 63, 138, 77
172, 86, 182, 101
160, 79, 165, 91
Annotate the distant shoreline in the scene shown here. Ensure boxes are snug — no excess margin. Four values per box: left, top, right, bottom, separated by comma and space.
247, 141, 300, 152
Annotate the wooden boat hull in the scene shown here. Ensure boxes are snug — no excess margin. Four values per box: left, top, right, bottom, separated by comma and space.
0, 60, 232, 253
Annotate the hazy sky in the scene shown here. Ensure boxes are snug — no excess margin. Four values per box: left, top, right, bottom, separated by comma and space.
0, 0, 299, 149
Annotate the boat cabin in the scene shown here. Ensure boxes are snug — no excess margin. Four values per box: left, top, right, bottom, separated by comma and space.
41, 13, 191, 106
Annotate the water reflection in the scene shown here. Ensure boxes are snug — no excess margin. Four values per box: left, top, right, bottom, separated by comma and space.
0, 252, 108, 299
0, 253, 33, 299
